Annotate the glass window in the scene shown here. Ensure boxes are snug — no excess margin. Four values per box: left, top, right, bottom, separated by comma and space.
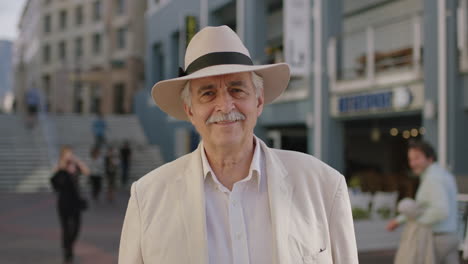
75, 37, 83, 59
43, 44, 51, 64
44, 14, 51, 33
75, 5, 83, 26
59, 41, 67, 61
117, 27, 126, 49
59, 10, 67, 30
93, 0, 102, 21
116, 0, 125, 15
93, 33, 101, 54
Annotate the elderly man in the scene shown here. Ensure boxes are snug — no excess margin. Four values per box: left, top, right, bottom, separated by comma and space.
119, 25, 358, 264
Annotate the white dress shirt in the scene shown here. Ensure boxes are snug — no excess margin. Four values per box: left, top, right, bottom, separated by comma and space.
201, 138, 274, 264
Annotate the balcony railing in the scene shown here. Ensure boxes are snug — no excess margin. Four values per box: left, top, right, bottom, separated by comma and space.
328, 13, 423, 92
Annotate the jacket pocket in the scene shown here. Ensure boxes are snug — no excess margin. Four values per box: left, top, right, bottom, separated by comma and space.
289, 234, 332, 264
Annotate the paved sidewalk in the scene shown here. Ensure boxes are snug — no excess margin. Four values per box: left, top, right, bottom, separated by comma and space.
0, 192, 128, 264
2, 192, 463, 264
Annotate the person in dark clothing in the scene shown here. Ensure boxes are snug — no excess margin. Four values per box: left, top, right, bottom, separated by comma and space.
105, 146, 118, 202
119, 141, 132, 187
51, 146, 89, 264
89, 147, 104, 202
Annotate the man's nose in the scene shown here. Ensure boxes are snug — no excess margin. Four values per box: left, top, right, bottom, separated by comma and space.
215, 90, 234, 113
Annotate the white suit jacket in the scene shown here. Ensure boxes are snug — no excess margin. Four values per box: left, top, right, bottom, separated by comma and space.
119, 140, 358, 264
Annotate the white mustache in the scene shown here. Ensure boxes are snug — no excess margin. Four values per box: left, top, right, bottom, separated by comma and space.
206, 111, 246, 124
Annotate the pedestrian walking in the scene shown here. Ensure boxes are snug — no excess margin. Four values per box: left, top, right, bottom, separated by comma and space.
105, 146, 118, 203
119, 140, 132, 187
92, 112, 107, 148
89, 146, 104, 203
50, 145, 89, 264
24, 86, 40, 129
387, 140, 459, 264
393, 198, 436, 264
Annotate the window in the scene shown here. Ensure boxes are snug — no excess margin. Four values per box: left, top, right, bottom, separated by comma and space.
59, 10, 67, 30
90, 84, 101, 114
44, 14, 51, 33
75, 37, 83, 59
116, 0, 125, 15
93, 1, 101, 21
93, 33, 101, 54
75, 5, 83, 26
152, 43, 165, 82
58, 41, 67, 61
113, 83, 125, 114
117, 27, 126, 49
43, 44, 51, 64
74, 82, 83, 113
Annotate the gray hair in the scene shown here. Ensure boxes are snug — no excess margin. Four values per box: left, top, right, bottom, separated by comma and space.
180, 72, 264, 108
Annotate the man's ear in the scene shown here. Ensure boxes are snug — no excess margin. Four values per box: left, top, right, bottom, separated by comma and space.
256, 90, 264, 117
183, 104, 194, 122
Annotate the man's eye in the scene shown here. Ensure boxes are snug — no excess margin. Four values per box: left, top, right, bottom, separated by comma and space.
202, 91, 214, 97
231, 88, 243, 93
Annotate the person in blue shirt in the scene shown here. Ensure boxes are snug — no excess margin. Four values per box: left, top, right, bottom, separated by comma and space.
387, 140, 459, 264
92, 112, 107, 148
25, 87, 41, 129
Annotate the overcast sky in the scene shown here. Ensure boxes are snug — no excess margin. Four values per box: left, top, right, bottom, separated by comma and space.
0, 0, 27, 41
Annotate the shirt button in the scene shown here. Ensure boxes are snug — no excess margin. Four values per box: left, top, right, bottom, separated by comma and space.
236, 233, 242, 240
231, 200, 237, 207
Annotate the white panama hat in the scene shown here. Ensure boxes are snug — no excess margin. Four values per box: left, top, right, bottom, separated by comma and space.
151, 25, 290, 121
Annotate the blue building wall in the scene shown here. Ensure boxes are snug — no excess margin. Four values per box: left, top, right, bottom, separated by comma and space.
455, 74, 468, 175
260, 100, 308, 126
136, 0, 467, 178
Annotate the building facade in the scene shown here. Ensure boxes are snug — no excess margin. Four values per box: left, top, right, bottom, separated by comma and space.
138, 0, 468, 192
14, 0, 147, 115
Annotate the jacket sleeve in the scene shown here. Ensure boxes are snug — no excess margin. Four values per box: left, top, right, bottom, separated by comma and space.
119, 183, 144, 264
416, 177, 449, 225
329, 176, 359, 264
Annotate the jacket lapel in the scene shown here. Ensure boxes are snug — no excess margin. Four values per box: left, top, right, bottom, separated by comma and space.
177, 145, 208, 264
260, 141, 293, 264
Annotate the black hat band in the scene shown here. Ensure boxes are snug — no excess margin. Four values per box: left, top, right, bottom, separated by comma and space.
178, 52, 253, 77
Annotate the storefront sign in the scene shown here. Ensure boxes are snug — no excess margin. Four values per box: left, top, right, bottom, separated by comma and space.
339, 91, 393, 113
284, 0, 310, 76
337, 87, 413, 114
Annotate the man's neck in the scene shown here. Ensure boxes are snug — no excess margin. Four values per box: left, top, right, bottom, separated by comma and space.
204, 137, 256, 191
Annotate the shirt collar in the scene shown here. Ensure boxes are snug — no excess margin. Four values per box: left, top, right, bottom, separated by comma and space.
201, 136, 262, 191
421, 162, 437, 179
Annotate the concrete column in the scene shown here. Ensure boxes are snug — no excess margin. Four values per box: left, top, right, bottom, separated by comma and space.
307, 0, 344, 172
423, 0, 441, 152
423, 0, 460, 170
238, 0, 267, 62
446, 0, 468, 175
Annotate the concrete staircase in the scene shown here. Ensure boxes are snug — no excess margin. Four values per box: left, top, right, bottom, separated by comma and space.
51, 114, 164, 185
0, 114, 164, 192
0, 114, 51, 192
